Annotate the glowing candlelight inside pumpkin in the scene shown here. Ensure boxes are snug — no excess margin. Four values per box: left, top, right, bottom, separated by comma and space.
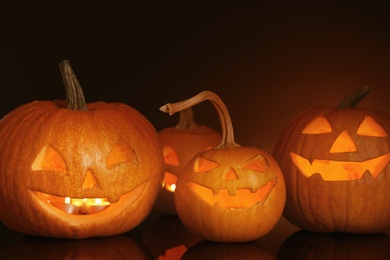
45, 194, 111, 215
162, 172, 178, 192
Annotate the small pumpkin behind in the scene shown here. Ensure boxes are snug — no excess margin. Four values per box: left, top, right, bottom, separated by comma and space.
0, 60, 165, 239
273, 87, 390, 233
154, 107, 222, 215
160, 90, 286, 243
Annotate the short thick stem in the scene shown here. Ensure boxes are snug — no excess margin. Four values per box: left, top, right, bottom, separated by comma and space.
59, 60, 88, 111
337, 86, 371, 109
175, 108, 198, 130
160, 90, 239, 148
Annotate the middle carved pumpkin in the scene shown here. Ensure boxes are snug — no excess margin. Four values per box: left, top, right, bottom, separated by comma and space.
160, 91, 286, 242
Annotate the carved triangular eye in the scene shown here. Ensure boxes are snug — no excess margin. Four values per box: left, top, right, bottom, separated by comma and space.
32, 145, 67, 173
107, 138, 138, 169
302, 117, 332, 134
240, 154, 269, 172
357, 116, 388, 137
162, 145, 179, 166
194, 155, 220, 173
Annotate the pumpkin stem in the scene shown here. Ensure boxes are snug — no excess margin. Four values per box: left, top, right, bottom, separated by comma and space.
175, 108, 199, 130
59, 60, 88, 111
337, 86, 371, 109
160, 90, 240, 148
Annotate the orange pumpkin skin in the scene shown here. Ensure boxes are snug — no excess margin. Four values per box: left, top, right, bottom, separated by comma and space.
273, 88, 390, 233
0, 62, 164, 239
155, 108, 222, 215
175, 147, 286, 242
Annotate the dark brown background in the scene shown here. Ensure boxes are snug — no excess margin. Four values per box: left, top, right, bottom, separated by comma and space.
1, 0, 390, 256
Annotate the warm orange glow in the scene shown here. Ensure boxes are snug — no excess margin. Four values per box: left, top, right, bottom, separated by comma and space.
82, 169, 101, 189
162, 145, 180, 166
158, 245, 187, 260
32, 145, 67, 172
107, 138, 138, 168
302, 117, 332, 134
224, 167, 238, 180
240, 154, 269, 172
194, 156, 220, 173
357, 116, 388, 137
163, 172, 178, 192
45, 194, 111, 215
330, 131, 358, 153
290, 152, 390, 180
187, 179, 276, 208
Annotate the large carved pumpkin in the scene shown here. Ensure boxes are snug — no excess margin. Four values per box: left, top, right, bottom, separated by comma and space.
154, 107, 222, 215
273, 87, 390, 233
160, 91, 286, 242
0, 60, 165, 239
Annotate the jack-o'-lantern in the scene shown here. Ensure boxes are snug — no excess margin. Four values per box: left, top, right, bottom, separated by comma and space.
278, 230, 390, 260
160, 90, 286, 242
273, 87, 390, 233
154, 107, 222, 215
0, 60, 165, 239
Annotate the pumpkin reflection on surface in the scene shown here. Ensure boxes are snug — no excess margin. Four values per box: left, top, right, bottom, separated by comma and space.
160, 91, 286, 242
141, 215, 202, 260
278, 230, 390, 260
182, 240, 277, 260
273, 87, 390, 233
0, 235, 153, 260
154, 108, 221, 215
0, 60, 165, 239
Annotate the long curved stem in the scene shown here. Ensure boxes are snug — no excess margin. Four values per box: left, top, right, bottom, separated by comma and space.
160, 90, 240, 148
59, 60, 88, 111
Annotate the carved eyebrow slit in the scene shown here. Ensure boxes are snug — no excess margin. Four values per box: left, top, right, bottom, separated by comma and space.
107, 138, 138, 168
32, 145, 67, 173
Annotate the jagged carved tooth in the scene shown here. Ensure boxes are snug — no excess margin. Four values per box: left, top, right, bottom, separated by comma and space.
362, 170, 375, 181
212, 188, 219, 195
227, 187, 236, 196
308, 172, 324, 181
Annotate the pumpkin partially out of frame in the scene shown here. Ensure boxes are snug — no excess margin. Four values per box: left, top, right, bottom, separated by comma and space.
273, 87, 390, 233
0, 60, 165, 239
160, 91, 286, 242
154, 107, 222, 215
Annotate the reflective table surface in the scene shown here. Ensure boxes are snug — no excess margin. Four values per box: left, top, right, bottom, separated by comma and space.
1, 211, 389, 259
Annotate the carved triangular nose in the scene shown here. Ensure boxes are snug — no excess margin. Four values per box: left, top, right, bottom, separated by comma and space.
224, 167, 238, 180
82, 169, 100, 189
330, 130, 358, 153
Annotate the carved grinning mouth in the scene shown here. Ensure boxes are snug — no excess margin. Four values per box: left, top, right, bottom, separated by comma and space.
187, 179, 277, 208
30, 182, 147, 215
290, 152, 390, 181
